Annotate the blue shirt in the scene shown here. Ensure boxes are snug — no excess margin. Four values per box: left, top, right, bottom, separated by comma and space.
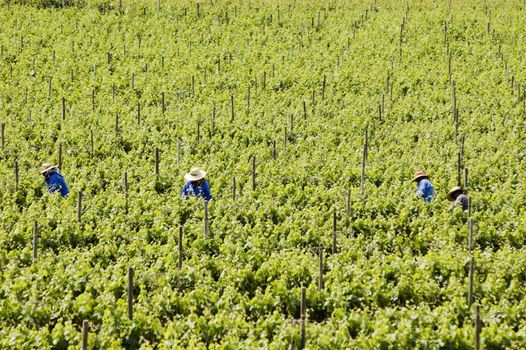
180, 180, 211, 201
45, 172, 70, 198
416, 179, 434, 202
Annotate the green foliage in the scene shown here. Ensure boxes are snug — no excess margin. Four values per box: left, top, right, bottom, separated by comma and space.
0, 0, 526, 348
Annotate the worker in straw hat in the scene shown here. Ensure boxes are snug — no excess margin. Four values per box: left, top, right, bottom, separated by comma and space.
447, 186, 469, 212
180, 167, 211, 201
413, 171, 434, 203
40, 163, 70, 198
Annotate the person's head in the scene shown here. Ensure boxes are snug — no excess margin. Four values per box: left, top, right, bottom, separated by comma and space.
184, 167, 206, 185
447, 186, 464, 202
40, 163, 58, 177
413, 171, 430, 184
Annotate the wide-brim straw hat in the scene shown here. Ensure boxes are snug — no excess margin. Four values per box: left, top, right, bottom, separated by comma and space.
40, 163, 58, 174
184, 167, 206, 181
447, 186, 464, 201
412, 171, 430, 182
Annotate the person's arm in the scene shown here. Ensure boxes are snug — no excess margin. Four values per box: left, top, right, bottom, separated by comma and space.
180, 182, 190, 199
203, 181, 212, 201
59, 176, 70, 197
416, 181, 426, 197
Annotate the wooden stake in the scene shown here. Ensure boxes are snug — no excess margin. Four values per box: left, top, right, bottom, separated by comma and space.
161, 92, 166, 113
452, 81, 456, 114
252, 156, 256, 190
61, 97, 66, 120
137, 102, 141, 125
77, 192, 82, 222
464, 167, 468, 190
204, 200, 210, 238
115, 113, 119, 136
82, 320, 89, 350
272, 140, 277, 160
303, 100, 307, 119
457, 152, 461, 187
332, 211, 337, 254
232, 177, 236, 201
468, 255, 475, 307
33, 221, 38, 261
154, 148, 160, 176
321, 74, 326, 100
346, 189, 351, 218
1, 123, 4, 150
127, 267, 134, 319
58, 143, 63, 169
178, 226, 183, 269
48, 76, 52, 99
124, 172, 128, 212
91, 90, 95, 111
318, 246, 324, 290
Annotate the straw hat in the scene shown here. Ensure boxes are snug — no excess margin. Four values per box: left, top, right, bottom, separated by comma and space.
40, 163, 58, 174
447, 186, 464, 201
412, 171, 429, 182
184, 167, 206, 181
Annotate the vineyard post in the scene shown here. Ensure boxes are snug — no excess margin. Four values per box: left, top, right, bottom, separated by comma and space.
137, 102, 141, 125
252, 156, 256, 191
474, 305, 481, 350
464, 167, 468, 190
457, 152, 461, 186
62, 97, 66, 120
230, 95, 235, 122
454, 108, 459, 140
15, 160, 19, 191
124, 172, 129, 212
452, 81, 456, 114
448, 54, 452, 84
162, 92, 166, 114
82, 320, 89, 350
332, 211, 337, 254
112, 84, 115, 103
1, 123, 4, 150
272, 140, 277, 160
155, 148, 160, 177
232, 177, 236, 201
318, 246, 324, 290
127, 267, 134, 319
468, 255, 475, 307
192, 75, 195, 95
468, 217, 473, 253
204, 200, 210, 238
197, 119, 201, 143
460, 135, 465, 161
91, 90, 95, 111
303, 100, 307, 119
48, 76, 52, 99
33, 221, 38, 262
300, 287, 306, 349
161, 50, 165, 69
178, 226, 183, 269
115, 113, 119, 136
263, 71, 266, 90
290, 114, 294, 132
90, 130, 94, 159
58, 143, 63, 169
77, 192, 82, 222
321, 74, 326, 100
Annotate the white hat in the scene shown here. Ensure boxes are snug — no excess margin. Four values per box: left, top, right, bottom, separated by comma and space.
40, 162, 58, 174
184, 167, 206, 181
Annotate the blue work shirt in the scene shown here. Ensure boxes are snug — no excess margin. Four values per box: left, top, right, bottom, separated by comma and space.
180, 180, 212, 201
416, 179, 434, 202
45, 172, 70, 198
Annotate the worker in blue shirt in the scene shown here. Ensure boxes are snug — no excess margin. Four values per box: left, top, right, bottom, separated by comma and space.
413, 171, 434, 202
40, 163, 70, 198
180, 167, 212, 201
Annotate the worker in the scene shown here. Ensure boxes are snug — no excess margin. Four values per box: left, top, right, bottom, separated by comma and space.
413, 171, 434, 202
180, 167, 211, 201
40, 163, 70, 198
448, 186, 469, 211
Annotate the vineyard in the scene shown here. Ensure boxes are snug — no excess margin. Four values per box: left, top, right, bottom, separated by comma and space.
1, 0, 526, 348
